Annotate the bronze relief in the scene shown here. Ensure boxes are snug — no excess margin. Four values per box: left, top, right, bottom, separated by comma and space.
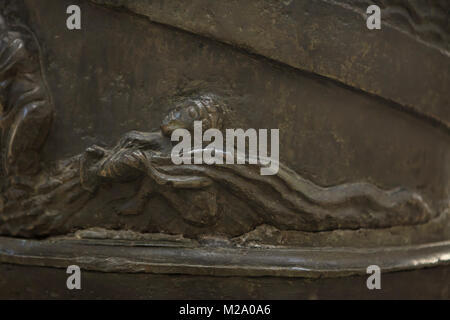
0, 0, 448, 298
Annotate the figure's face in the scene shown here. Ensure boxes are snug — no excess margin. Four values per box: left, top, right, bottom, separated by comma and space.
160, 100, 202, 136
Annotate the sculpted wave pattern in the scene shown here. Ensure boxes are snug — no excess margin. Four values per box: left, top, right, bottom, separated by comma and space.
0, 14, 53, 176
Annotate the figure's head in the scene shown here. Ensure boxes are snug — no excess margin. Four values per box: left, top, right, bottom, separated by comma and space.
160, 93, 225, 137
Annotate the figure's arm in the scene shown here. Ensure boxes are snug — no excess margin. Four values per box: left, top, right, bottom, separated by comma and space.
0, 101, 16, 129
147, 164, 213, 189
132, 150, 213, 189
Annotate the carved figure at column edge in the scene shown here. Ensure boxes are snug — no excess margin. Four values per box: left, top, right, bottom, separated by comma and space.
78, 92, 433, 230
0, 14, 53, 176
